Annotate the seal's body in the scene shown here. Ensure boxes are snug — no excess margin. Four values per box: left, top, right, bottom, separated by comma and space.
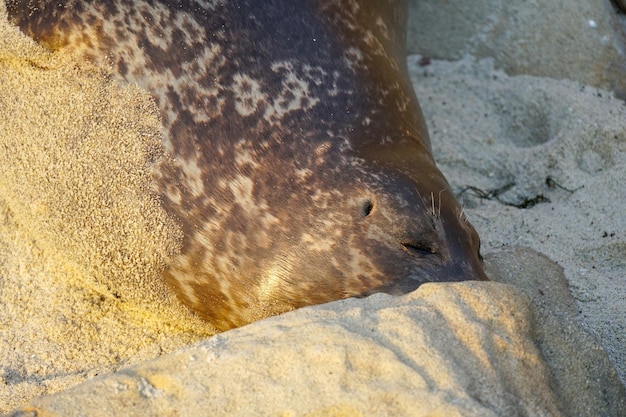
8, 0, 488, 330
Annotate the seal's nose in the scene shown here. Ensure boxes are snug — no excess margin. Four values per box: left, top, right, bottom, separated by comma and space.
438, 207, 489, 283
441, 249, 489, 282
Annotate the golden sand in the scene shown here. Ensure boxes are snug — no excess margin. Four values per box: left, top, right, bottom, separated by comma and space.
0, 6, 214, 411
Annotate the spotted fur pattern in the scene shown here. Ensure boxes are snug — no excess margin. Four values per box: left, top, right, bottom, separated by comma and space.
8, 0, 487, 330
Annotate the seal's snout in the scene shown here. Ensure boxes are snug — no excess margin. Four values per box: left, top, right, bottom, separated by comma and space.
399, 221, 489, 284
353, 172, 488, 296
440, 246, 489, 283
438, 207, 490, 283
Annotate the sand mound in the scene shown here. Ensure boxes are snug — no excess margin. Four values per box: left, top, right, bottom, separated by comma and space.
7, 249, 625, 416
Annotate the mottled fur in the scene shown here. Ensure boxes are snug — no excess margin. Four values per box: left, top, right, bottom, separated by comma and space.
8, 0, 487, 330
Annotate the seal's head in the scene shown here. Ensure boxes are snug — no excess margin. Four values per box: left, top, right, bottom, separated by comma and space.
8, 0, 488, 330
160, 125, 487, 330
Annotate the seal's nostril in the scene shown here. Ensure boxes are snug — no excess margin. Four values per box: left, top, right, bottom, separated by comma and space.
362, 199, 374, 217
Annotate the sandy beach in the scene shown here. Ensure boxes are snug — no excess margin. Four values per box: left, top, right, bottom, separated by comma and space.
1, 0, 625, 414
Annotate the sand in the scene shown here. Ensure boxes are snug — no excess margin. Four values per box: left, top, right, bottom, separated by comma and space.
4, 248, 625, 416
1, 0, 625, 414
0, 4, 216, 411
410, 55, 626, 385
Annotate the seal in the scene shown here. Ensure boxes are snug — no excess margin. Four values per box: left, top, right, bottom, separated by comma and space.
7, 0, 488, 330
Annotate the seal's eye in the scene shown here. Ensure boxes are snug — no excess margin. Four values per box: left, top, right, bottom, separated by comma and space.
362, 199, 374, 217
399, 240, 437, 257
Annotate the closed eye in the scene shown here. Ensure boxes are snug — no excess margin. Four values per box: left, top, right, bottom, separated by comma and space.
399, 240, 437, 257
